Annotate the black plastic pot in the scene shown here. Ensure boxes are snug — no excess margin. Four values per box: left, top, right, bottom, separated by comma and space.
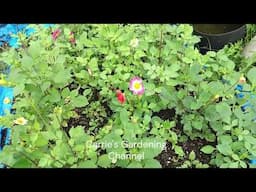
193, 24, 246, 54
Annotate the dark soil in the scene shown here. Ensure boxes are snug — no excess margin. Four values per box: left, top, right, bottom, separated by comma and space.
153, 108, 175, 121
153, 108, 183, 135
66, 107, 89, 135
66, 101, 113, 137
66, 81, 113, 137
153, 108, 215, 168
156, 139, 213, 168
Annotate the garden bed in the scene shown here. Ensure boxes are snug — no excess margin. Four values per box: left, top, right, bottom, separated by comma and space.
0, 24, 256, 168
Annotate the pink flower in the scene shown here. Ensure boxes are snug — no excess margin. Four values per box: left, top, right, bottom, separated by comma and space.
129, 77, 144, 95
52, 29, 61, 40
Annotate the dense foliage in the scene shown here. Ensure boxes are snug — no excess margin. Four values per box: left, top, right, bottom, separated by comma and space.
0, 24, 256, 168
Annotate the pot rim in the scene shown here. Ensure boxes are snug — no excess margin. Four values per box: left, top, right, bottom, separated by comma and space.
193, 24, 246, 37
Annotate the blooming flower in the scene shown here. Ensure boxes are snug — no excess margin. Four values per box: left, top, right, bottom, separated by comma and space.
239, 76, 246, 84
3, 97, 11, 104
52, 29, 61, 40
129, 77, 144, 95
130, 38, 139, 48
14, 117, 28, 125
116, 90, 126, 104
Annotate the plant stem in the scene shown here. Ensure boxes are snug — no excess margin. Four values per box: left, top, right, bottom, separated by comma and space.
29, 97, 50, 128
158, 25, 164, 65
55, 114, 76, 158
49, 152, 66, 167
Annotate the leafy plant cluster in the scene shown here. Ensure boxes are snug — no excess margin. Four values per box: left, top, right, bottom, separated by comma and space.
0, 24, 256, 168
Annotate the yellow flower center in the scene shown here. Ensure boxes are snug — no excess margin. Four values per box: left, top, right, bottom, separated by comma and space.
134, 82, 141, 90
17, 119, 24, 124
3, 97, 11, 104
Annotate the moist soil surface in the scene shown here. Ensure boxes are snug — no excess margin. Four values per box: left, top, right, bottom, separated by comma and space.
153, 108, 214, 167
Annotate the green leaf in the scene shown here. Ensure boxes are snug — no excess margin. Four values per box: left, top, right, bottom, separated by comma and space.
115, 159, 130, 168
148, 103, 157, 109
189, 151, 196, 161
72, 95, 89, 107
205, 133, 216, 142
76, 70, 88, 79
69, 126, 85, 139
190, 64, 201, 75
216, 103, 231, 123
182, 96, 195, 108
217, 144, 233, 156
56, 55, 66, 65
88, 57, 98, 72
21, 55, 33, 70
244, 135, 256, 145
28, 42, 41, 58
41, 81, 51, 92
244, 141, 251, 150
164, 67, 179, 78
61, 87, 70, 98
228, 162, 239, 168
35, 134, 48, 147
122, 122, 138, 141
231, 154, 240, 161
0, 147, 20, 167
97, 154, 112, 168
120, 108, 129, 127
83, 89, 91, 96
52, 142, 71, 159
122, 73, 130, 80
143, 115, 151, 125
208, 81, 224, 95
48, 88, 61, 102
127, 161, 143, 168
219, 135, 233, 144
201, 145, 215, 154
78, 160, 97, 168
139, 137, 165, 159
239, 160, 247, 168
12, 158, 33, 168
247, 67, 256, 85
205, 105, 221, 122
192, 119, 203, 130
53, 69, 71, 85
38, 157, 50, 167
174, 145, 185, 157
143, 159, 162, 168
